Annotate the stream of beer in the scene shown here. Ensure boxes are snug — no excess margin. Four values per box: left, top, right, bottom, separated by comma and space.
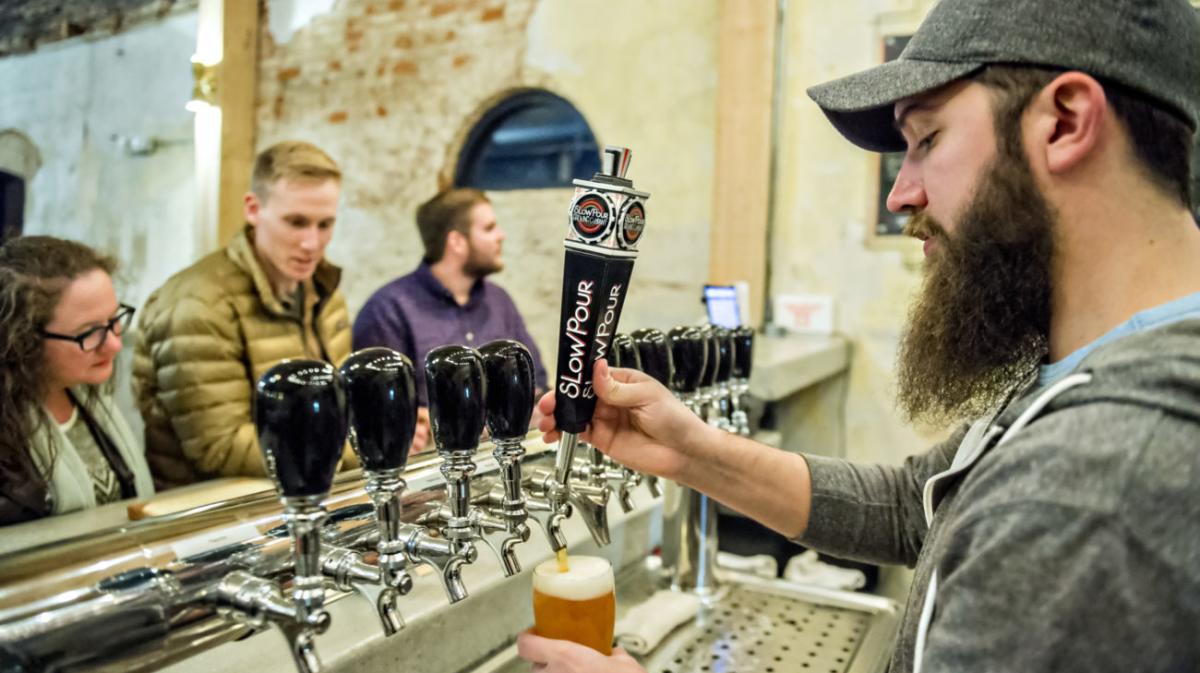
556, 548, 570, 573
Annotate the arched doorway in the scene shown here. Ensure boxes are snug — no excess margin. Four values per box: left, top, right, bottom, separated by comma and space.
455, 89, 601, 190
0, 171, 23, 242
0, 130, 40, 242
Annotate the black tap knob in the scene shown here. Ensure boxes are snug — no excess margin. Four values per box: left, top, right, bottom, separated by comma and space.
479, 339, 535, 443
631, 328, 674, 388
255, 359, 347, 499
667, 326, 707, 394
425, 345, 486, 453
714, 327, 734, 384
610, 333, 641, 370
732, 326, 755, 379
700, 325, 721, 389
340, 347, 418, 473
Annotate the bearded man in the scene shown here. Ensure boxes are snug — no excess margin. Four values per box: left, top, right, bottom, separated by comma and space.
353, 187, 548, 452
519, 0, 1200, 671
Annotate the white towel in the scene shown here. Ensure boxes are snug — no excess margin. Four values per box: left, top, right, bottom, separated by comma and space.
614, 590, 702, 655
716, 551, 778, 579
783, 550, 866, 590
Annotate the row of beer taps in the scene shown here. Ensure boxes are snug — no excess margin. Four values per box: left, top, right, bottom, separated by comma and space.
231, 325, 753, 671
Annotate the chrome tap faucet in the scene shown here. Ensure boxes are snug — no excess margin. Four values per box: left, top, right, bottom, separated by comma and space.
224, 359, 347, 673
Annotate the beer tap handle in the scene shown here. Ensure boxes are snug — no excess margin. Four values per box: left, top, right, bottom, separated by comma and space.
631, 328, 675, 389
630, 328, 672, 499
732, 326, 755, 381
668, 326, 708, 411
253, 359, 348, 672
715, 327, 734, 386
610, 333, 641, 370
699, 325, 721, 393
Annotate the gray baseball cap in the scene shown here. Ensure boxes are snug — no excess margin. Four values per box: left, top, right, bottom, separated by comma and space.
807, 0, 1200, 153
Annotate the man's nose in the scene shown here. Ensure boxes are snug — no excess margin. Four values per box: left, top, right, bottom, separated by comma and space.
885, 158, 927, 214
298, 227, 319, 250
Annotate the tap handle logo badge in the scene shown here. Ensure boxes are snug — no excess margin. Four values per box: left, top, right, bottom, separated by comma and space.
569, 191, 615, 243
617, 200, 645, 250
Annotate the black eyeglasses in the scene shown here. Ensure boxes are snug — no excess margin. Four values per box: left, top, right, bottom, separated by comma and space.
42, 304, 136, 352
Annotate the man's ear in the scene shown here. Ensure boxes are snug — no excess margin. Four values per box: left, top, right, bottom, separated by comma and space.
445, 229, 467, 258
243, 191, 261, 226
1025, 72, 1107, 175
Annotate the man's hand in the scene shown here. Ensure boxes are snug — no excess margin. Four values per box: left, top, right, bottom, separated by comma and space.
516, 632, 644, 673
412, 406, 431, 454
536, 360, 714, 482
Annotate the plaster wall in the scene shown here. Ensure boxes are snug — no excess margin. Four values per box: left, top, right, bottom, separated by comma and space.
770, 0, 943, 467
0, 11, 199, 309
257, 0, 717, 369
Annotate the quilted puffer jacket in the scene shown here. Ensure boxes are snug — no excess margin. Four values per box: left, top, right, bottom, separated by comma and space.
133, 228, 356, 489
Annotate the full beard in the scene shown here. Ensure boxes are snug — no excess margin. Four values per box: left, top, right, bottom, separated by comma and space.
895, 145, 1057, 428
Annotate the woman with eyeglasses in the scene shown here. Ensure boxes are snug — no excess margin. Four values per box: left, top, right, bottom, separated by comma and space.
0, 236, 154, 525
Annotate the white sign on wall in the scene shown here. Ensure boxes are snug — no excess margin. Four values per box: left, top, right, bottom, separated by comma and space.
773, 294, 835, 334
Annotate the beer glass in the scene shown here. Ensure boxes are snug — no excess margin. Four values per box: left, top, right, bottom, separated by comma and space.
532, 555, 616, 654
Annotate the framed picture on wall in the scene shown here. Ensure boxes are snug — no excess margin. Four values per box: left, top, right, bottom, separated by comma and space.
865, 35, 921, 252
1192, 6, 1200, 224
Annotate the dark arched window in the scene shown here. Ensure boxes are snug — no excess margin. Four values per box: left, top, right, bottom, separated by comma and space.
455, 90, 600, 190
0, 171, 24, 242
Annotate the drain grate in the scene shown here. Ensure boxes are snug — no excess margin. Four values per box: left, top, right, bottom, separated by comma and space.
652, 585, 873, 673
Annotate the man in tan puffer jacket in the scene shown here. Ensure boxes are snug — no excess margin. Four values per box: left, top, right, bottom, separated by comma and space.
134, 141, 358, 489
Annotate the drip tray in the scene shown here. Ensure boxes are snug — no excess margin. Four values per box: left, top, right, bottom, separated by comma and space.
465, 563, 898, 673
643, 578, 896, 673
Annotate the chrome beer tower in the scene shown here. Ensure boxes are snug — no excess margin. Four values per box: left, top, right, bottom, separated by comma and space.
658, 324, 757, 596
659, 326, 718, 596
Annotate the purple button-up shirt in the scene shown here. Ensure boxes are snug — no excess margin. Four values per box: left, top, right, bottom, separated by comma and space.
353, 262, 548, 406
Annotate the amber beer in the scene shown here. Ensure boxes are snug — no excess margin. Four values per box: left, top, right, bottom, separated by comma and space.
532, 555, 616, 654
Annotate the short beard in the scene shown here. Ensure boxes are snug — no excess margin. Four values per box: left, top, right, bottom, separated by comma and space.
463, 247, 502, 279
895, 141, 1056, 428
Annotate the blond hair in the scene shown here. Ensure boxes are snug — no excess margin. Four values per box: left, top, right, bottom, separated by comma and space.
251, 141, 341, 201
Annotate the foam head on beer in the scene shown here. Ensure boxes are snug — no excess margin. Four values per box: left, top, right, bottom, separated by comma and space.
532, 555, 616, 655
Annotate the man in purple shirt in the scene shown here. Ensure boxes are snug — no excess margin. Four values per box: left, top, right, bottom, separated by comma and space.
353, 187, 548, 451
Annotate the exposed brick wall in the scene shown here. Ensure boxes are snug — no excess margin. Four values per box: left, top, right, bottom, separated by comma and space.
258, 0, 554, 350
258, 0, 719, 370
0, 0, 196, 57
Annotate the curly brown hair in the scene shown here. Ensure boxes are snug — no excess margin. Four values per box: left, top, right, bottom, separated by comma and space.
0, 236, 116, 520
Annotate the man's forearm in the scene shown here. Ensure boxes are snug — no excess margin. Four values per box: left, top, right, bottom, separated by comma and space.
677, 424, 813, 539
